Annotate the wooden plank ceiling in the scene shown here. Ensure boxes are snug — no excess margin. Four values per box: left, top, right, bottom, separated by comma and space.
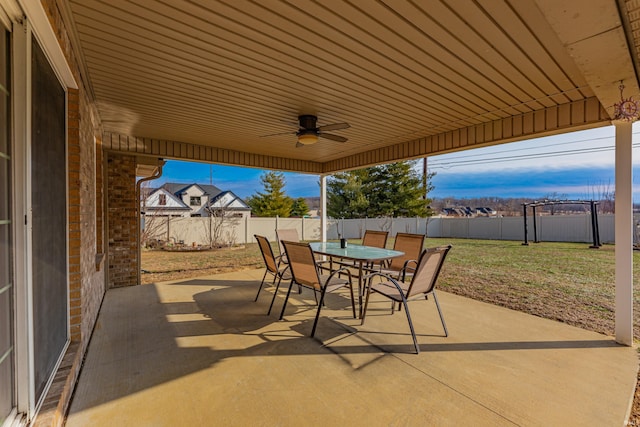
64, 0, 639, 173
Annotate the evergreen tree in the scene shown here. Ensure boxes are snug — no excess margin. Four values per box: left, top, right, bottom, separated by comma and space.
327, 160, 434, 218
368, 161, 433, 217
246, 171, 293, 217
290, 197, 310, 217
327, 169, 369, 218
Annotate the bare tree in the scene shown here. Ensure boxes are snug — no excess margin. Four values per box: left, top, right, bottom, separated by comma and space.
140, 181, 171, 248
542, 192, 569, 215
589, 180, 615, 214
380, 216, 392, 233
203, 207, 240, 248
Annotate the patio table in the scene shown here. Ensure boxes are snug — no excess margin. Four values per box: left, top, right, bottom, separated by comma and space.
309, 241, 404, 317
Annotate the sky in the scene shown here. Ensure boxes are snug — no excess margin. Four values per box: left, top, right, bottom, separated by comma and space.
154, 123, 640, 201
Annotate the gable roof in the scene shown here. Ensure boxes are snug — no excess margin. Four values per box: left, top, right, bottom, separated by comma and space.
160, 182, 223, 198
143, 187, 191, 212
209, 191, 250, 210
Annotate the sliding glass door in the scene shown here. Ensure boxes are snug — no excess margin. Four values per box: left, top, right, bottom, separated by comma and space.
30, 37, 67, 402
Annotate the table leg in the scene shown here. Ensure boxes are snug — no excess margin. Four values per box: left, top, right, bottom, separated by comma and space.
358, 260, 364, 318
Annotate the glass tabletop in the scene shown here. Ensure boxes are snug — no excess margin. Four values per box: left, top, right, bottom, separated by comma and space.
309, 241, 404, 262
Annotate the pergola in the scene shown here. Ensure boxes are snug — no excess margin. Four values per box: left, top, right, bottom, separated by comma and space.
56, 0, 638, 345
522, 199, 601, 247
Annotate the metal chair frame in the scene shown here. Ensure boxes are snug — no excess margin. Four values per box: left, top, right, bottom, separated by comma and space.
276, 240, 356, 337
254, 234, 290, 302
361, 245, 452, 354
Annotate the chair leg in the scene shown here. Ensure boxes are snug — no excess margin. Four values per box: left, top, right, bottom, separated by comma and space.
348, 282, 356, 319
267, 275, 284, 315
400, 296, 419, 354
279, 280, 296, 320
360, 287, 373, 324
254, 270, 269, 302
432, 291, 448, 337
311, 287, 328, 337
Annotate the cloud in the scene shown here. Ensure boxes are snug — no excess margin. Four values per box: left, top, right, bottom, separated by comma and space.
426, 125, 640, 174
430, 164, 640, 200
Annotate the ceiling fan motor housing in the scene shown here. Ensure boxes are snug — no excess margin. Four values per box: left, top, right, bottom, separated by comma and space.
298, 115, 318, 130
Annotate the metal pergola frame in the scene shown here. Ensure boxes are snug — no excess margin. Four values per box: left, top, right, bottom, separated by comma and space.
522, 200, 601, 248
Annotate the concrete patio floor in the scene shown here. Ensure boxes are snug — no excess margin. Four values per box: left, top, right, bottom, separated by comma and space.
66, 269, 638, 426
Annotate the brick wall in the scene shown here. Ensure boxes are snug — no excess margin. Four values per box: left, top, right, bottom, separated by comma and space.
67, 88, 81, 342
79, 89, 105, 342
107, 153, 138, 288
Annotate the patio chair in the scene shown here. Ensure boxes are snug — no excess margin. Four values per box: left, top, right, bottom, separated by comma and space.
277, 240, 356, 337
277, 227, 330, 273
254, 234, 290, 302
362, 229, 389, 248
361, 245, 452, 354
377, 232, 425, 281
276, 228, 299, 263
335, 229, 389, 271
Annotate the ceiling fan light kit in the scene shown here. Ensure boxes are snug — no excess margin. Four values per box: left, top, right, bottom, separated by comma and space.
297, 131, 319, 145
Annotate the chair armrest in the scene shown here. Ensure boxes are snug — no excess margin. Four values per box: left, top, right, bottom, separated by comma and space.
325, 266, 353, 283
399, 259, 418, 281
362, 271, 404, 295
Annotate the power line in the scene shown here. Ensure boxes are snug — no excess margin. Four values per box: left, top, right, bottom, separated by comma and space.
429, 142, 640, 169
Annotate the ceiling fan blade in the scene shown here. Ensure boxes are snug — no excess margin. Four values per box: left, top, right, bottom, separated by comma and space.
319, 133, 348, 142
317, 122, 350, 132
260, 131, 296, 137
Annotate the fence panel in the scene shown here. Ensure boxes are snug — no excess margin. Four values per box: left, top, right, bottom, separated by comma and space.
538, 215, 590, 243
468, 217, 501, 239
501, 217, 526, 241
141, 213, 638, 247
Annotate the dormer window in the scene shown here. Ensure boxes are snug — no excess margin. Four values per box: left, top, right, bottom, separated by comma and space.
158, 194, 167, 205
190, 196, 201, 206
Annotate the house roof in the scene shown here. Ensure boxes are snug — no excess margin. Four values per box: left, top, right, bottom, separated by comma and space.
146, 187, 190, 210
209, 191, 250, 210
65, 1, 639, 174
160, 183, 223, 197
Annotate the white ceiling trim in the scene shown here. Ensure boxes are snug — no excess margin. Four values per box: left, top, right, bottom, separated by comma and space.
18, 0, 77, 89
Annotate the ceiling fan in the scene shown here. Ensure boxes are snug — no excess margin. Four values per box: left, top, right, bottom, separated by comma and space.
263, 115, 350, 147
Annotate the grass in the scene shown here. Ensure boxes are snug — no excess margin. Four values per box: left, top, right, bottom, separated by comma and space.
142, 237, 640, 339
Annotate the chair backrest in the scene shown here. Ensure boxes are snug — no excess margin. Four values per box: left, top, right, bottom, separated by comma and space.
389, 233, 426, 272
406, 245, 452, 297
255, 234, 279, 274
276, 228, 300, 256
362, 229, 389, 248
281, 240, 321, 290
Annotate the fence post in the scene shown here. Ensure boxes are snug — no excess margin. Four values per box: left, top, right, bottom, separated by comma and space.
301, 216, 305, 241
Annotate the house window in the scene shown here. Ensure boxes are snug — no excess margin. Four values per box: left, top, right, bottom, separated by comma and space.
190, 196, 201, 206
158, 194, 166, 205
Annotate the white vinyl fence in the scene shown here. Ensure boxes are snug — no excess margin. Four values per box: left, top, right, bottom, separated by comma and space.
142, 213, 637, 247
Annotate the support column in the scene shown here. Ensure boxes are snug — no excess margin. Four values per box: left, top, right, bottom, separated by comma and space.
614, 120, 633, 346
320, 175, 327, 242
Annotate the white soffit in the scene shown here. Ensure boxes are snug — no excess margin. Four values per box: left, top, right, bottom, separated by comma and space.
64, 0, 637, 168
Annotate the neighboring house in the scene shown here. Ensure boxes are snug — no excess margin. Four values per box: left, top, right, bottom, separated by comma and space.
142, 183, 251, 218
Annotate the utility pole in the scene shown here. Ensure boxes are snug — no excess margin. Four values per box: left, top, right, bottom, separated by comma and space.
422, 157, 428, 200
